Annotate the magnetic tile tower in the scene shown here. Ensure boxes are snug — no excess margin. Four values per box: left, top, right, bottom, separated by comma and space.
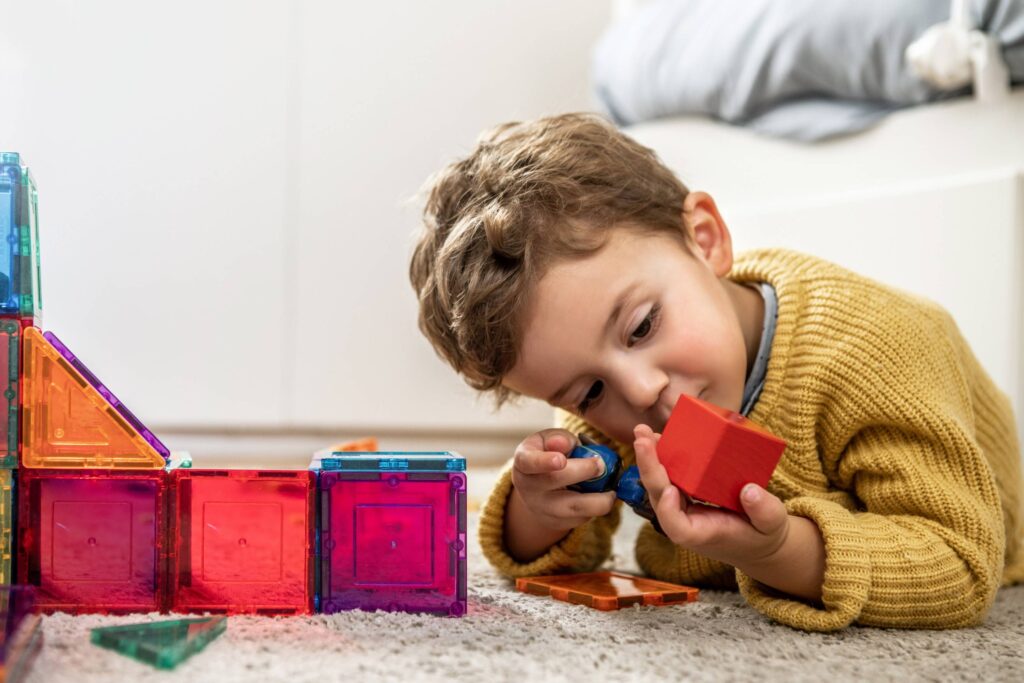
0, 153, 467, 618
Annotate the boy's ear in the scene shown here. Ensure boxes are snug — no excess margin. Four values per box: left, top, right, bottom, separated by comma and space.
682, 191, 733, 277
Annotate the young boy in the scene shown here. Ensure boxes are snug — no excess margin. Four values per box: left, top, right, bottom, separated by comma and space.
408, 113, 1024, 632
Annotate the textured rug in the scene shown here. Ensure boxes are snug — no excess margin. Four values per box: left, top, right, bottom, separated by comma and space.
24, 485, 1024, 683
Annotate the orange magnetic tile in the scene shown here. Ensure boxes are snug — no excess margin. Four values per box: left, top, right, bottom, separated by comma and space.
20, 327, 164, 469
516, 571, 698, 611
329, 437, 379, 452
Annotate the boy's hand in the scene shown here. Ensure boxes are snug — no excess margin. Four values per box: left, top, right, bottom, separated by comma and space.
511, 429, 617, 532
632, 424, 790, 568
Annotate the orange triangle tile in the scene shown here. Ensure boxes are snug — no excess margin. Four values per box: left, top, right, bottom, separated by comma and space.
20, 327, 165, 469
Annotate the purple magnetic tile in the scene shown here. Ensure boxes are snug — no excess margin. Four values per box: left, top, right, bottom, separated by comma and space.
0, 586, 35, 661
42, 331, 170, 459
319, 471, 467, 617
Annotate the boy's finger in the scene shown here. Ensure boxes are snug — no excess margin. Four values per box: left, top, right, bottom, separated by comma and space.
538, 428, 578, 455
513, 449, 567, 476
739, 484, 788, 537
542, 489, 617, 521
633, 424, 672, 499
654, 485, 693, 543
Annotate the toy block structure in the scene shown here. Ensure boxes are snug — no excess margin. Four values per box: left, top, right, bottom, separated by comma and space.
20, 327, 168, 469
16, 469, 168, 614
0, 154, 470, 650
517, 571, 698, 611
168, 470, 315, 615
0, 586, 43, 683
314, 452, 467, 616
657, 394, 786, 513
91, 616, 226, 670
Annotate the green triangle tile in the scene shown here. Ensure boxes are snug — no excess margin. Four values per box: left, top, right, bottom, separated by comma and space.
90, 616, 226, 670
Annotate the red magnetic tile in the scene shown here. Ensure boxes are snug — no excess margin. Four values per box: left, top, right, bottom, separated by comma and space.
16, 469, 166, 613
170, 470, 314, 615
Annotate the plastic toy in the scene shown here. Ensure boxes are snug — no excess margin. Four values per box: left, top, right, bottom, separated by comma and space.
91, 616, 226, 670
0, 587, 42, 683
20, 327, 168, 469
314, 452, 467, 616
17, 468, 167, 613
0, 320, 18, 468
567, 438, 656, 524
657, 394, 786, 512
516, 571, 698, 611
0, 470, 11, 585
0, 156, 474, 624
0, 152, 42, 321
169, 469, 315, 615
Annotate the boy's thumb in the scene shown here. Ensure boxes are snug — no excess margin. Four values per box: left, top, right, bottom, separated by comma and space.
739, 484, 787, 536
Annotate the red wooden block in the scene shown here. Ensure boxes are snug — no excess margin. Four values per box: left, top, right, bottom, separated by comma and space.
656, 394, 786, 513
169, 469, 315, 615
16, 469, 167, 614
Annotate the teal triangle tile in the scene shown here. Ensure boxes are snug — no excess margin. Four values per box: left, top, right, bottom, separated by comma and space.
90, 617, 226, 670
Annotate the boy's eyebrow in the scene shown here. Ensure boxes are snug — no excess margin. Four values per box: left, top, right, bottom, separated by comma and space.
546, 282, 638, 406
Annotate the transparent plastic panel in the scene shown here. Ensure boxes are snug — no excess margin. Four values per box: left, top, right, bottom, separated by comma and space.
0, 613, 41, 683
43, 331, 169, 459
0, 585, 36, 661
20, 327, 167, 468
91, 616, 226, 670
312, 451, 466, 473
170, 470, 314, 615
17, 469, 166, 613
18, 166, 41, 319
516, 571, 699, 611
0, 153, 21, 314
319, 469, 467, 616
0, 470, 11, 584
0, 320, 18, 467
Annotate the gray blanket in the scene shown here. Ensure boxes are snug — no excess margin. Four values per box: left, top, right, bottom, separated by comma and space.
593, 0, 1024, 141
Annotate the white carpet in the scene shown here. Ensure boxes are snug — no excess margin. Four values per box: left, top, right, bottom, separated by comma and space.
24, 485, 1024, 683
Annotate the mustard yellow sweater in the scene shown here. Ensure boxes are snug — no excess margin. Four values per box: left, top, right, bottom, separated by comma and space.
479, 249, 1024, 631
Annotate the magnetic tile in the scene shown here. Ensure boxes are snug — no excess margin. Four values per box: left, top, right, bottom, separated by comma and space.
0, 320, 18, 468
516, 571, 699, 611
312, 451, 466, 473
17, 469, 166, 613
0, 470, 12, 584
20, 327, 167, 469
0, 153, 41, 320
170, 470, 314, 615
91, 616, 226, 670
318, 455, 467, 617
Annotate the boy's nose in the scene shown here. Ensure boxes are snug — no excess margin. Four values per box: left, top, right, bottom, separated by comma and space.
616, 363, 668, 413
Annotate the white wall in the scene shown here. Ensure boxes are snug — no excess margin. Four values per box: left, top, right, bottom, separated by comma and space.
0, 0, 612, 457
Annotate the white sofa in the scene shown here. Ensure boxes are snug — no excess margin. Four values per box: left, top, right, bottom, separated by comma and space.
627, 91, 1024, 440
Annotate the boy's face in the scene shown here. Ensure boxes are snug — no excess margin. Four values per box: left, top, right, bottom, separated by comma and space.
503, 195, 757, 445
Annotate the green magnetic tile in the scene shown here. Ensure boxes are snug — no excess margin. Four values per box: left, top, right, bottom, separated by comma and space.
0, 318, 17, 467
91, 616, 227, 670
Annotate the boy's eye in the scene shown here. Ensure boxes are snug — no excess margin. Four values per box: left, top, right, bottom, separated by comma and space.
628, 305, 660, 347
578, 380, 604, 414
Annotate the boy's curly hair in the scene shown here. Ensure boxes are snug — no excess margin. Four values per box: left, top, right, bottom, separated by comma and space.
409, 112, 690, 405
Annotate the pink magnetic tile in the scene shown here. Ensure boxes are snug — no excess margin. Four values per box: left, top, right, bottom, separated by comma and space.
17, 469, 166, 613
319, 471, 467, 616
170, 470, 314, 615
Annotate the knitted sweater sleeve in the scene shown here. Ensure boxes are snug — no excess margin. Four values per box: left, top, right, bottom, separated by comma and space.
477, 460, 622, 577
736, 312, 1006, 631
477, 410, 623, 577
